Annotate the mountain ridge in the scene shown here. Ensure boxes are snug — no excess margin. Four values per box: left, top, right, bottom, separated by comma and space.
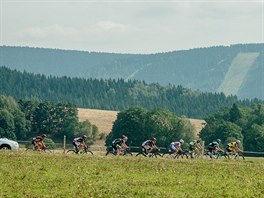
1, 43, 263, 99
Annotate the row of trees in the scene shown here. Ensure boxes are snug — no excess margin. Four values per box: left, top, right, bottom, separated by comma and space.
105, 106, 196, 148
1, 66, 262, 118
1, 93, 263, 151
200, 103, 264, 152
0, 95, 98, 144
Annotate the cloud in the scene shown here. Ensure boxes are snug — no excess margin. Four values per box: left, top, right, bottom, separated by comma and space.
96, 21, 128, 32
17, 25, 80, 39
16, 21, 135, 40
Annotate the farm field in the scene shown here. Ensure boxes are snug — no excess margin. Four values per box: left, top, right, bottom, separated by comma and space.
0, 151, 263, 197
77, 108, 206, 135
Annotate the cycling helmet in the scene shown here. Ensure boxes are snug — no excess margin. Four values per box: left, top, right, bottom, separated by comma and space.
236, 140, 241, 144
179, 139, 184, 144
42, 134, 47, 138
82, 135, 87, 139
151, 137, 157, 141
121, 135, 128, 141
217, 139, 221, 143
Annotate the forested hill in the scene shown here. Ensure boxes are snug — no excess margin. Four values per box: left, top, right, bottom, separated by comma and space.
0, 66, 261, 119
1, 44, 263, 100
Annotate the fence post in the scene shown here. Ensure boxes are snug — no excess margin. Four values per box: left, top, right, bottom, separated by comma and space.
63, 135, 66, 153
202, 141, 205, 156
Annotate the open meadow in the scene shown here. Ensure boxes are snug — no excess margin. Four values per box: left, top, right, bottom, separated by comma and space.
0, 151, 263, 197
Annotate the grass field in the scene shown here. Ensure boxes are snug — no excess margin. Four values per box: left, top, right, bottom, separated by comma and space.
1, 151, 263, 197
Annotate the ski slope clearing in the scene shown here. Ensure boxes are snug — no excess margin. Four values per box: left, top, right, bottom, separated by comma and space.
217, 52, 259, 96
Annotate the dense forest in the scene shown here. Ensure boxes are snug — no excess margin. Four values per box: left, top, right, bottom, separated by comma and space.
0, 95, 98, 144
1, 66, 262, 119
200, 103, 264, 152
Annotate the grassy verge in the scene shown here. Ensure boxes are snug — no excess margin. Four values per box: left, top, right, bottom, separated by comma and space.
0, 151, 263, 197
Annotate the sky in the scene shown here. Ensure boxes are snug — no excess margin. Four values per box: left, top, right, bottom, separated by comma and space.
0, 0, 263, 54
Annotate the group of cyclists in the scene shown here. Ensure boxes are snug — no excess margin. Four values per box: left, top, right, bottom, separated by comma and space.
109, 135, 243, 159
31, 133, 243, 159
31, 134, 89, 152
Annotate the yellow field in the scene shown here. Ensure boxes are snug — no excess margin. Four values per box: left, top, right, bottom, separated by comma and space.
77, 108, 206, 135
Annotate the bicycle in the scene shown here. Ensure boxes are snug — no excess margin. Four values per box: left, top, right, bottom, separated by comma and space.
227, 150, 245, 160
215, 149, 229, 159
136, 148, 162, 158
162, 149, 189, 159
105, 146, 133, 156
66, 146, 94, 155
25, 146, 53, 153
189, 147, 204, 158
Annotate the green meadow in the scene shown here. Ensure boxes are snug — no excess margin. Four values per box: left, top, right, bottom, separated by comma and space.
0, 151, 263, 197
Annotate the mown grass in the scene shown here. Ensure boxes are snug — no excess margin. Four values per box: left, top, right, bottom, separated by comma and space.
0, 151, 263, 197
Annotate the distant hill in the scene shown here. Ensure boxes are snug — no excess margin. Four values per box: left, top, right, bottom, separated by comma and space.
1, 44, 263, 99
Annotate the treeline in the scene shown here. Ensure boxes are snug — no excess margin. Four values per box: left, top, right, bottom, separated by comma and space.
106, 104, 264, 152
0, 66, 262, 118
200, 103, 264, 152
105, 106, 196, 148
0, 95, 98, 143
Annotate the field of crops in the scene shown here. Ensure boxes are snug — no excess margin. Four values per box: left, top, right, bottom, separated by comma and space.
0, 151, 263, 197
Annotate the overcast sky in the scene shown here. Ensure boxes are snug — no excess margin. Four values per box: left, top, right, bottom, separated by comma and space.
1, 0, 263, 54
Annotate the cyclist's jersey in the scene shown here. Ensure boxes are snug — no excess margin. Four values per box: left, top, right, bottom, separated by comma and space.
73, 137, 85, 143
112, 138, 122, 146
227, 142, 239, 151
189, 141, 196, 150
208, 141, 219, 149
170, 142, 181, 148
169, 142, 181, 152
32, 136, 44, 144
142, 140, 154, 148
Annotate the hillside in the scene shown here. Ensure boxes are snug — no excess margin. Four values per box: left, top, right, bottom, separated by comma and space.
77, 108, 206, 136
1, 44, 264, 99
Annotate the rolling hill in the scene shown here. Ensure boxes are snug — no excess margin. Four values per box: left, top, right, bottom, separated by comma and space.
1, 44, 264, 99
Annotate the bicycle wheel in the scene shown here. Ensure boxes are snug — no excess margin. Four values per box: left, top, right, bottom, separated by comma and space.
136, 152, 146, 157
25, 147, 34, 152
153, 152, 163, 158
123, 149, 133, 156
43, 149, 53, 153
66, 149, 77, 154
83, 150, 94, 155
234, 152, 245, 160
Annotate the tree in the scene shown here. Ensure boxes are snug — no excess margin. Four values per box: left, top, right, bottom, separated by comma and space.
244, 124, 264, 152
106, 106, 196, 148
229, 103, 242, 122
200, 119, 243, 148
0, 109, 16, 139
106, 106, 148, 146
0, 96, 29, 139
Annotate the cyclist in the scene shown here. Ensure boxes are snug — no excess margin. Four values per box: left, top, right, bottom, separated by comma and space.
32, 134, 47, 150
207, 139, 222, 159
226, 140, 241, 154
169, 139, 184, 155
72, 135, 88, 153
111, 135, 128, 155
141, 137, 160, 156
189, 139, 203, 158
189, 140, 197, 158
